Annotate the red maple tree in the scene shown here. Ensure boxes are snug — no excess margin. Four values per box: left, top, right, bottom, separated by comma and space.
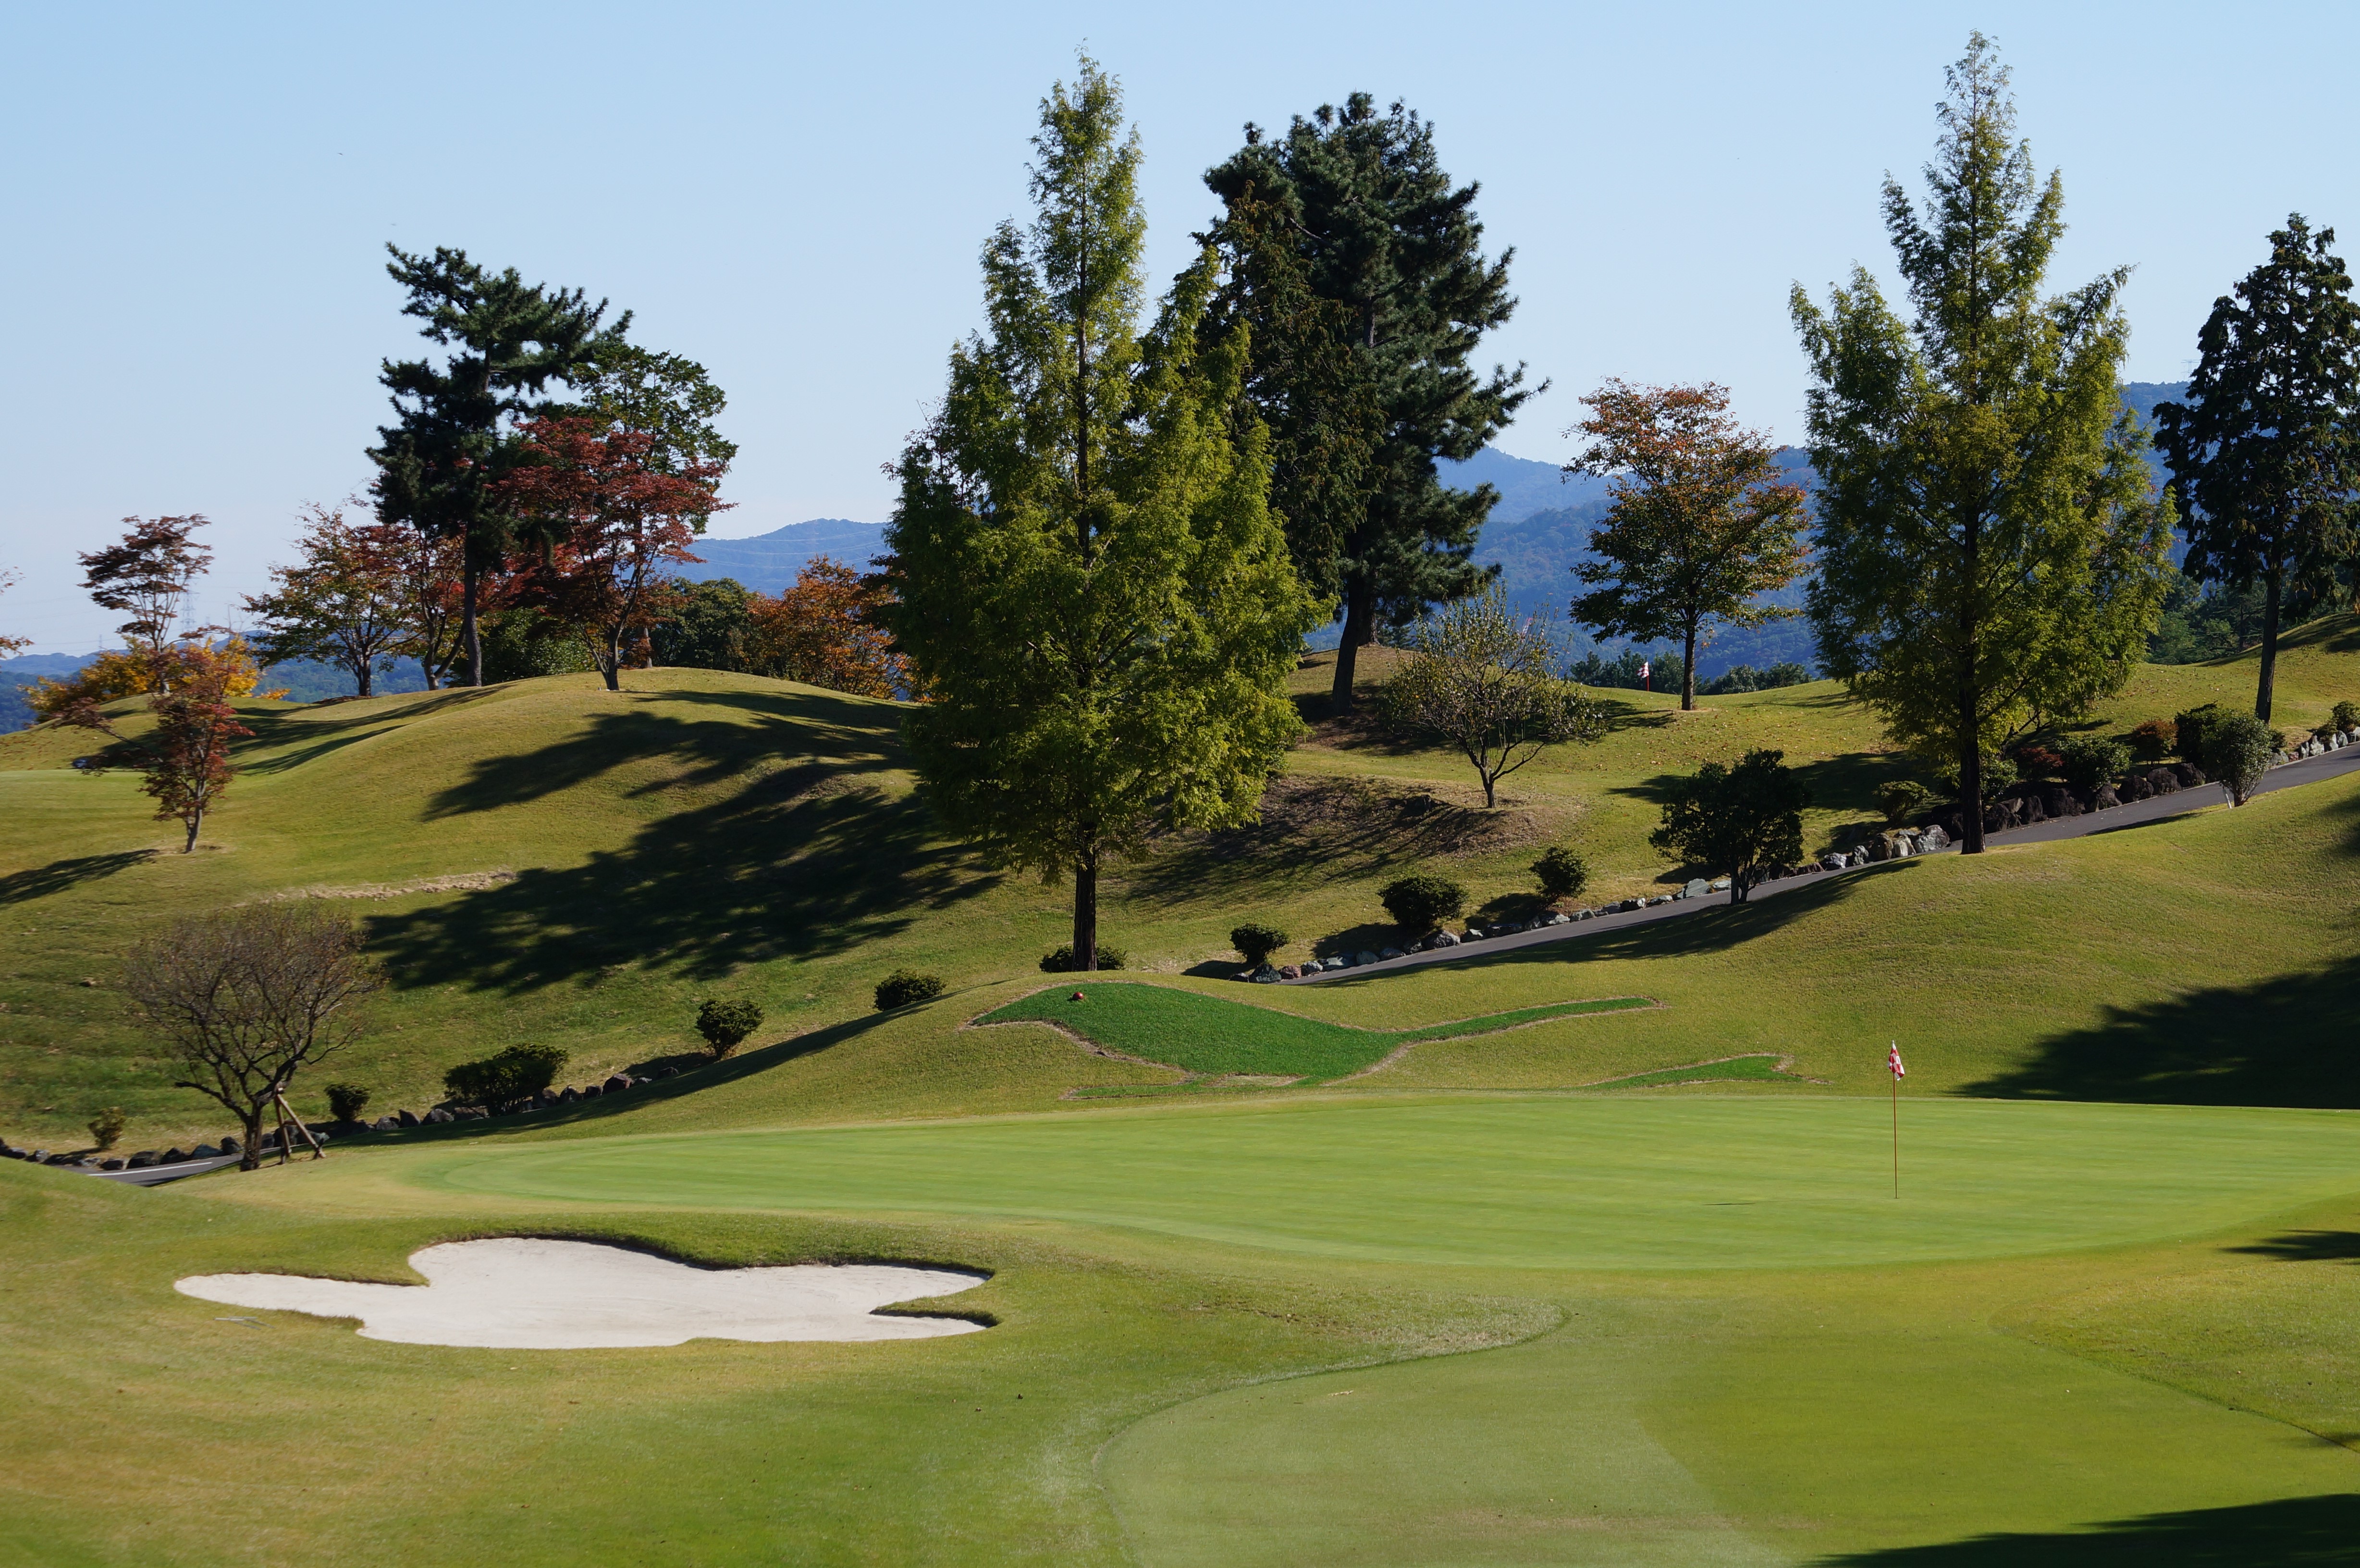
747, 557, 907, 698
61, 642, 256, 853
497, 416, 728, 689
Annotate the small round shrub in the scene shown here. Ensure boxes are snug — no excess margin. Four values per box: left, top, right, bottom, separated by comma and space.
1934, 755, 2016, 803
2056, 733, 2130, 794
1229, 923, 1287, 967
1530, 846, 1588, 901
87, 1106, 126, 1151
1040, 943, 1128, 973
1875, 779, 1934, 826
323, 1083, 372, 1124
1379, 874, 1466, 931
2128, 718, 2176, 761
874, 969, 946, 1011
695, 999, 765, 1058
2335, 699, 2360, 733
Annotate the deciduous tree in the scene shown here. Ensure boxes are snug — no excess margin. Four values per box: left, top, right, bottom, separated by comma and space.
242, 504, 414, 698
1791, 34, 2172, 854
2154, 216, 2360, 721
1206, 95, 1534, 709
497, 415, 727, 690
880, 57, 1320, 970
123, 905, 381, 1169
1568, 381, 1809, 710
59, 641, 257, 852
77, 515, 213, 681
746, 558, 903, 697
368, 246, 626, 687
1376, 585, 1604, 807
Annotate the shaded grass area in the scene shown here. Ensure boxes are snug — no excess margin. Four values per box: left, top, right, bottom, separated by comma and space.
975, 982, 1652, 1080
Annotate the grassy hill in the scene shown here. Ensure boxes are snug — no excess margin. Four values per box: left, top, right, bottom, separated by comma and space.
3, 619, 2358, 1150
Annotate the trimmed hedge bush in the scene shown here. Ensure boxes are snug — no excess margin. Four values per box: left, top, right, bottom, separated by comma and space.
1379, 874, 1465, 931
695, 999, 765, 1058
323, 1083, 372, 1123
1875, 779, 1933, 826
1530, 846, 1588, 901
874, 969, 946, 1011
444, 1044, 569, 1107
1040, 943, 1128, 972
1229, 923, 1287, 966
2057, 734, 2130, 794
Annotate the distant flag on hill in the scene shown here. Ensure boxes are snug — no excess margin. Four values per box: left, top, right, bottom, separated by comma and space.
1888, 1042, 1905, 1079
1639, 659, 1651, 691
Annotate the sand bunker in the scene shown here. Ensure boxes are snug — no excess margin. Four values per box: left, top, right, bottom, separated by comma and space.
175, 1238, 988, 1348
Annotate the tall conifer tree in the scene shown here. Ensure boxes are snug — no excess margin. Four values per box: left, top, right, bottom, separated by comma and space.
368, 247, 625, 687
1207, 96, 1532, 710
1792, 35, 2171, 851
881, 58, 1319, 971
2154, 216, 2360, 721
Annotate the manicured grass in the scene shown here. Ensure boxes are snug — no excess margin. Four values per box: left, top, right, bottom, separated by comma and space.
976, 982, 1652, 1080
397, 1096, 2360, 1270
33, 1092, 2355, 1564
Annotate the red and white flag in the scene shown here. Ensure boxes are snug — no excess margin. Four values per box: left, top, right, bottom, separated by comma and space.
1640, 659, 1651, 690
1888, 1042, 1906, 1079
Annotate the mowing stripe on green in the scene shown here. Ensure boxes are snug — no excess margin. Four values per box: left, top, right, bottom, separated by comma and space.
975, 982, 1653, 1079
1589, 1054, 1799, 1089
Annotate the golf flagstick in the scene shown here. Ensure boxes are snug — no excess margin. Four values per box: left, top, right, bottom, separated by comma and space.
1887, 1042, 1905, 1198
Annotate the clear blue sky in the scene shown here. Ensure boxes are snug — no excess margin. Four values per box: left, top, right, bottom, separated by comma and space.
5, 1, 2355, 651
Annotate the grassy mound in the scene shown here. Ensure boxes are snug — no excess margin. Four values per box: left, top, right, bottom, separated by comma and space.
975, 982, 1651, 1080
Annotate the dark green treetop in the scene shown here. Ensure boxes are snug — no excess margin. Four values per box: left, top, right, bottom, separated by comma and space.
368, 245, 626, 686
2153, 215, 2360, 721
1205, 94, 1534, 708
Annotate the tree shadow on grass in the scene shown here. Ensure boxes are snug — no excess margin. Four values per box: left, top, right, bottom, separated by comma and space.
1963, 951, 2360, 1109
368, 769, 995, 992
421, 686, 900, 819
1805, 1492, 2360, 1564
0, 849, 157, 905
2228, 1232, 2360, 1263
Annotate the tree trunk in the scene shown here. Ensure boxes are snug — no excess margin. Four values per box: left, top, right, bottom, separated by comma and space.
182, 808, 201, 855
1331, 579, 1376, 710
1073, 839, 1099, 972
601, 627, 623, 692
1481, 770, 1497, 808
1681, 616, 1699, 711
461, 556, 484, 687
2256, 565, 2283, 722
356, 658, 374, 699
238, 1106, 264, 1172
1958, 721, 1985, 855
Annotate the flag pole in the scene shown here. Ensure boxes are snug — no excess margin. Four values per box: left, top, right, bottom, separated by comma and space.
1886, 1040, 1904, 1200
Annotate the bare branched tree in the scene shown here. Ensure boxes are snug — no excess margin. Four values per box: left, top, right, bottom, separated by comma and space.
122, 905, 382, 1169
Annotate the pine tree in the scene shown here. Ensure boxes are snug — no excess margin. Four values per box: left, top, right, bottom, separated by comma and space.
1791, 34, 2171, 852
368, 246, 625, 687
1206, 95, 1533, 710
2154, 216, 2360, 721
880, 57, 1320, 970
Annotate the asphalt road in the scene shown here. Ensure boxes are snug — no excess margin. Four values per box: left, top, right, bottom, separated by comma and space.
1291, 740, 2360, 986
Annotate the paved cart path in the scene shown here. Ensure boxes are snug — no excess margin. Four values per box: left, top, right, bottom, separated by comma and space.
1291, 743, 2360, 985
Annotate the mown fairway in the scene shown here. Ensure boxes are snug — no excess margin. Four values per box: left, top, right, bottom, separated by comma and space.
409, 1096, 2360, 1270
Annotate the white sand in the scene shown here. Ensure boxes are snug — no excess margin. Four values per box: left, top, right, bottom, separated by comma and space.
175, 1238, 989, 1348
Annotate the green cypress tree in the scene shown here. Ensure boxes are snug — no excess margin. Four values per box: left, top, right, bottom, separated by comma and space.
368, 246, 626, 686
1206, 96, 1533, 710
880, 58, 1321, 971
2154, 216, 2360, 721
1791, 34, 2172, 852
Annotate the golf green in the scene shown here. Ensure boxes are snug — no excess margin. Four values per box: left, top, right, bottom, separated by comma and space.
415, 1097, 2360, 1269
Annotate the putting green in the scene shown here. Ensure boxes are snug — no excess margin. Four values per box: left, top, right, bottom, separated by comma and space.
975, 982, 1653, 1080
416, 1097, 2360, 1269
